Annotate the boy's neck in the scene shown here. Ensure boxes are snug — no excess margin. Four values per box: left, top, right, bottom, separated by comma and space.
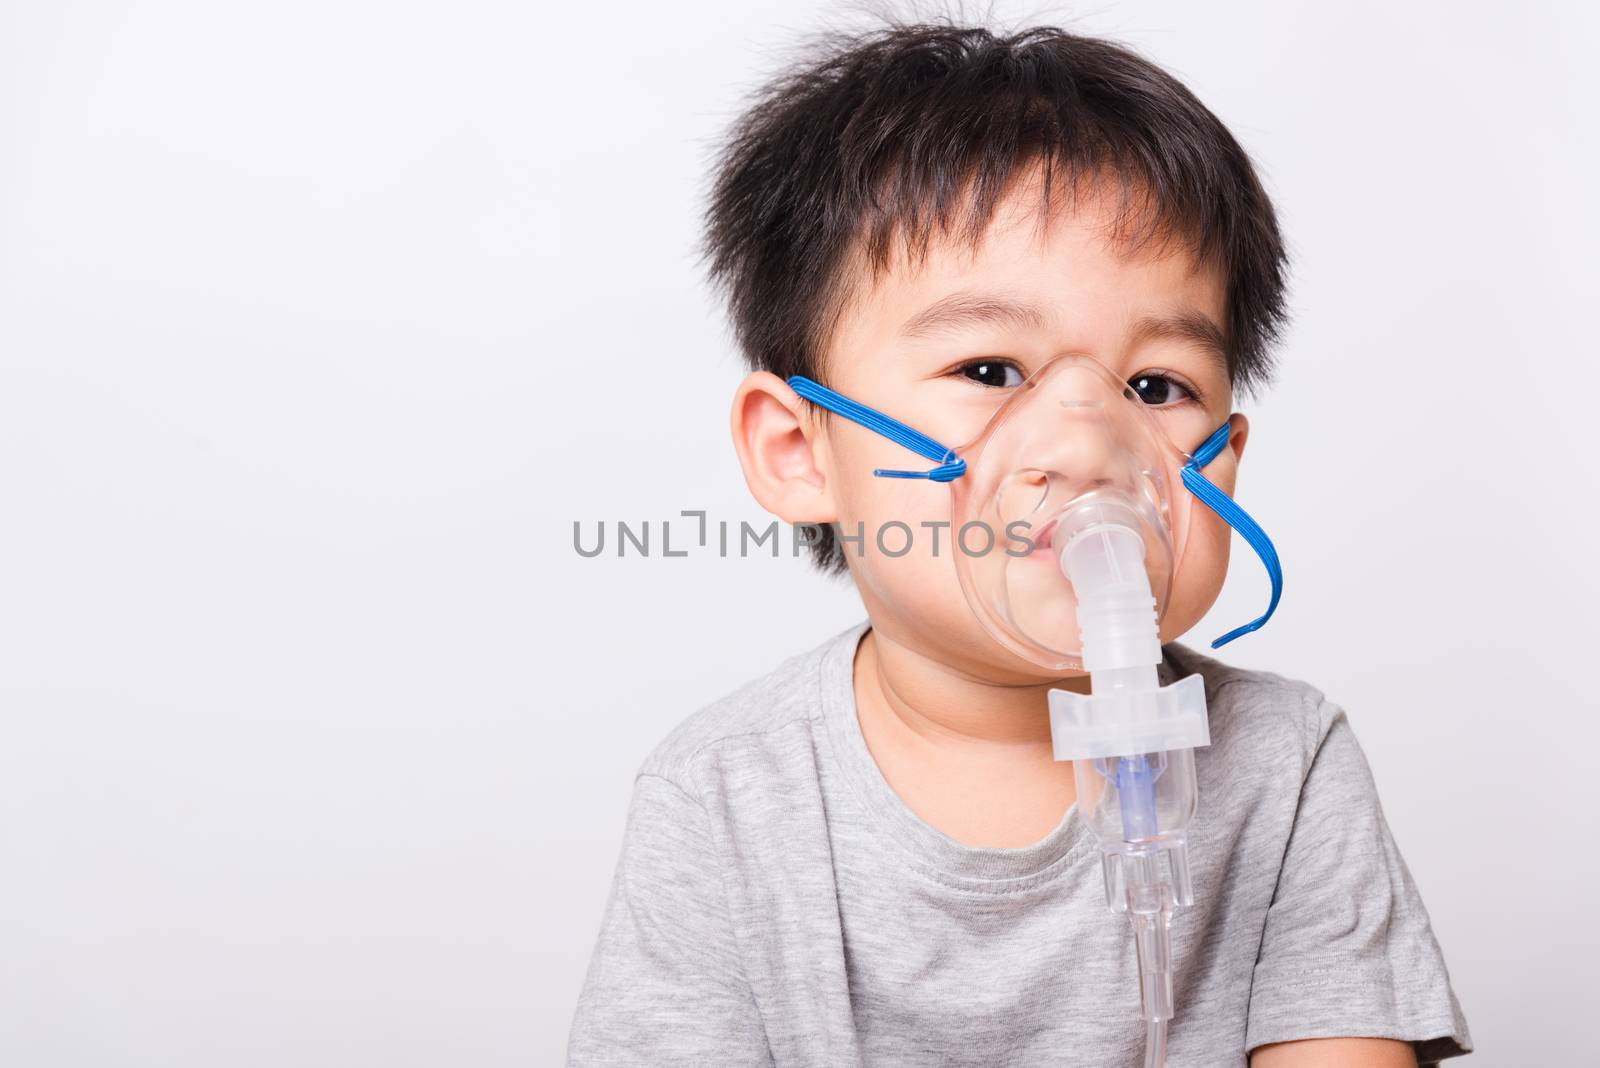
856, 626, 1078, 746
850, 626, 1082, 848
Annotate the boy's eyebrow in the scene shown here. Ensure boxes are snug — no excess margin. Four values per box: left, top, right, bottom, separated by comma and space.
898, 291, 1050, 339
898, 291, 1231, 373
1128, 310, 1231, 373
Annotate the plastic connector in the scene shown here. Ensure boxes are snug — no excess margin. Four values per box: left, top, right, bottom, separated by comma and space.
1047, 675, 1210, 760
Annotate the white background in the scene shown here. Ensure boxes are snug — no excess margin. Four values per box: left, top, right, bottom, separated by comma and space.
2, 2, 1595, 1064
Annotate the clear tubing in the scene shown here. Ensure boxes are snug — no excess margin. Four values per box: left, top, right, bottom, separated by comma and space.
1144, 1020, 1168, 1068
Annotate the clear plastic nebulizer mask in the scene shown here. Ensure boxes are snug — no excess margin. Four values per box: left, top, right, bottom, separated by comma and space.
790, 351, 1281, 663
950, 353, 1207, 671
789, 352, 1284, 1068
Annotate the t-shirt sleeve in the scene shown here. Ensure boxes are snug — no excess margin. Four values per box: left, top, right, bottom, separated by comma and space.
566, 772, 772, 1067
1245, 697, 1473, 1064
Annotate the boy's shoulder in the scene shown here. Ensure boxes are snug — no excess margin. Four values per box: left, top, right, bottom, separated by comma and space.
634, 623, 864, 796
1163, 641, 1347, 776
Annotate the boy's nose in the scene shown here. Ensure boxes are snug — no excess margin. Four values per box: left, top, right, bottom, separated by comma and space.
998, 403, 1125, 526
1030, 403, 1120, 482
990, 356, 1144, 522
1034, 358, 1129, 468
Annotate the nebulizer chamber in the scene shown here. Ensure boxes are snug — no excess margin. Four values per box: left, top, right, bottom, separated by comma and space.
1047, 498, 1208, 1066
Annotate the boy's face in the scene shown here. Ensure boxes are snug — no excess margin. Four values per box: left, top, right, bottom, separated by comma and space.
739, 164, 1247, 685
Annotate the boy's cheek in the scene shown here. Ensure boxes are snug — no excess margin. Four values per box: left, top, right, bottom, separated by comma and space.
831, 469, 985, 636
1163, 500, 1233, 643
833, 473, 1071, 683
830, 470, 958, 575
1164, 440, 1245, 636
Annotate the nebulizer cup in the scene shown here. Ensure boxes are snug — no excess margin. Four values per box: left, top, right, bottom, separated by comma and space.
1047, 497, 1207, 1065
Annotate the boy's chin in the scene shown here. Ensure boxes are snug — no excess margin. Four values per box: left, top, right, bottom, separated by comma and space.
877, 617, 1092, 690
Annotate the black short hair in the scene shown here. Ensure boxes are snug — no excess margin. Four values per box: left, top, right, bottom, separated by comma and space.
700, 20, 1290, 573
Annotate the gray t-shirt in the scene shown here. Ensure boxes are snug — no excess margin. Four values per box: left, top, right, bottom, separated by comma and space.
568, 622, 1471, 1066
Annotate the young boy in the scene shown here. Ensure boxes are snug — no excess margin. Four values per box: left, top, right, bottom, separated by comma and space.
568, 22, 1470, 1067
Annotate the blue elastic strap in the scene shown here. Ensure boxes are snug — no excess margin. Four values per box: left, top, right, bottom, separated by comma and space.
787, 376, 967, 482
1182, 423, 1283, 648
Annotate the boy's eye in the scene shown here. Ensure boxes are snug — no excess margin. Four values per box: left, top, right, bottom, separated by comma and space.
956, 360, 1025, 388
1129, 372, 1197, 407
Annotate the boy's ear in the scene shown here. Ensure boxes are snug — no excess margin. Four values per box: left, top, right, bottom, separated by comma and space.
1227, 411, 1249, 463
730, 372, 838, 524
